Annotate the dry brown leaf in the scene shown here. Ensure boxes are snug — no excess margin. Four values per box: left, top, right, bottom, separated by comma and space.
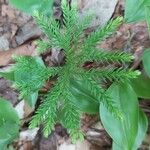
0, 41, 37, 66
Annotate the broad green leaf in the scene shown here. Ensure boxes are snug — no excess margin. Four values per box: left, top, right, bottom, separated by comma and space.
143, 49, 150, 77
125, 0, 150, 23
131, 74, 150, 99
0, 98, 19, 150
100, 82, 139, 149
69, 78, 99, 114
145, 6, 150, 36
112, 110, 148, 150
0, 122, 19, 150
112, 142, 122, 150
0, 99, 19, 124
133, 110, 148, 149
9, 0, 54, 15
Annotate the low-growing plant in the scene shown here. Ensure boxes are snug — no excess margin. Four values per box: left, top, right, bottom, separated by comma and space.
0, 0, 149, 149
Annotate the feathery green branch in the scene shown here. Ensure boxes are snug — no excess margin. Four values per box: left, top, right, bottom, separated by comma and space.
3, 0, 139, 143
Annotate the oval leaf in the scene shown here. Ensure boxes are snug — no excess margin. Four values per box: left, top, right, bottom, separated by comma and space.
125, 0, 150, 23
133, 110, 148, 149
112, 110, 148, 149
70, 78, 99, 114
100, 82, 139, 149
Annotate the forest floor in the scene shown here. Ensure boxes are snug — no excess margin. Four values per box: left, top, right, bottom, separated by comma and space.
0, 0, 150, 149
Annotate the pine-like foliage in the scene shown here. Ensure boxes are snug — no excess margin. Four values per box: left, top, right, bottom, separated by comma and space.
12, 0, 139, 142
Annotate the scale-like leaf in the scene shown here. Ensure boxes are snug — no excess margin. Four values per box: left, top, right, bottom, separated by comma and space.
13, 56, 49, 107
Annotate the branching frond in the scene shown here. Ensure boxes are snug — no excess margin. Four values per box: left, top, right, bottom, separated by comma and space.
6, 1, 139, 143
82, 49, 134, 63
83, 17, 123, 51
13, 56, 50, 98
61, 1, 92, 52
46, 67, 62, 77
61, 91, 83, 142
62, 0, 77, 29
36, 40, 51, 54
79, 74, 122, 119
30, 80, 62, 130
33, 12, 65, 49
83, 68, 140, 82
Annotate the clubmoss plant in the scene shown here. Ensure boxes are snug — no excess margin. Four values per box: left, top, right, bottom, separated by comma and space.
11, 0, 140, 142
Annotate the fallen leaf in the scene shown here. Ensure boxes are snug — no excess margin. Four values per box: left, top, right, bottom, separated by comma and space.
0, 41, 37, 66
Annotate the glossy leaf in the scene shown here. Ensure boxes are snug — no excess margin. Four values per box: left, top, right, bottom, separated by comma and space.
125, 0, 150, 23
100, 82, 139, 149
143, 49, 150, 77
131, 74, 150, 99
9, 0, 54, 15
70, 78, 99, 114
0, 98, 19, 150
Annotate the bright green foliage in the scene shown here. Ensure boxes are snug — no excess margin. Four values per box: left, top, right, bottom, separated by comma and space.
133, 110, 148, 149
13, 56, 59, 97
0, 98, 19, 150
70, 78, 99, 114
100, 83, 148, 150
7, 56, 60, 107
9, 1, 139, 142
125, 0, 150, 23
9, 0, 54, 15
112, 110, 148, 150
